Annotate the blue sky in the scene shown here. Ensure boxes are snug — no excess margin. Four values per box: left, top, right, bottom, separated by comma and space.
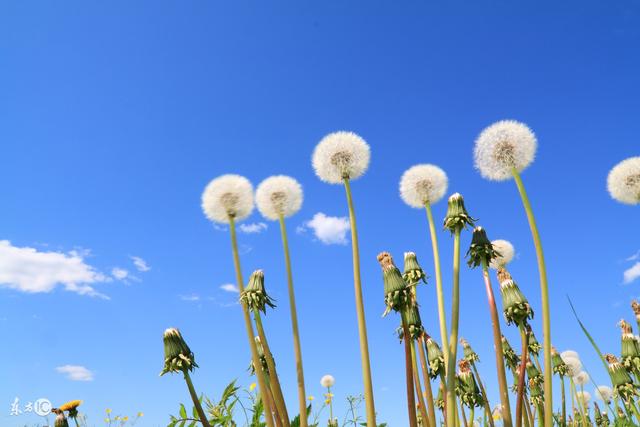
1, 1, 639, 425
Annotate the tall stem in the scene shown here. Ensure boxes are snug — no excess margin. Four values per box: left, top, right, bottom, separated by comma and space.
183, 370, 212, 427
417, 337, 438, 427
278, 215, 308, 427
411, 340, 430, 427
402, 317, 419, 427
560, 377, 566, 427
445, 230, 461, 427
328, 386, 334, 422
264, 373, 283, 427
229, 217, 276, 427
470, 362, 495, 427
425, 203, 450, 363
516, 326, 529, 427
512, 169, 552, 426
481, 263, 513, 427
253, 310, 291, 426
343, 178, 376, 426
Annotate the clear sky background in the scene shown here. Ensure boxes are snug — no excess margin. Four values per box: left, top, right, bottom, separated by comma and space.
1, 1, 639, 426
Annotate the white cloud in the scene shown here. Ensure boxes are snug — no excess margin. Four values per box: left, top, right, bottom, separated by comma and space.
56, 365, 94, 381
111, 268, 129, 280
180, 294, 201, 301
239, 222, 268, 234
220, 283, 239, 293
0, 240, 109, 299
301, 213, 350, 245
624, 262, 640, 284
130, 256, 151, 272
627, 251, 640, 262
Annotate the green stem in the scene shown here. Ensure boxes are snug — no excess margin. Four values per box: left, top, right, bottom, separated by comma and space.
469, 407, 475, 427
446, 230, 462, 427
229, 217, 276, 427
459, 400, 469, 427
511, 169, 552, 427
570, 379, 586, 426
560, 377, 566, 427
418, 336, 438, 427
328, 386, 334, 422
278, 215, 308, 427
402, 315, 419, 427
481, 263, 513, 427
264, 373, 283, 427
411, 340, 430, 427
343, 178, 376, 426
516, 326, 529, 427
470, 362, 495, 427
425, 203, 450, 364
183, 370, 212, 427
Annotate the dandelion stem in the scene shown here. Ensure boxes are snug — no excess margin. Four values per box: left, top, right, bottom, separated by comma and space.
417, 336, 438, 427
183, 370, 212, 427
516, 326, 529, 427
425, 203, 450, 364
446, 230, 461, 427
470, 361, 495, 427
560, 377, 566, 427
402, 315, 419, 427
511, 169, 552, 426
264, 373, 283, 427
229, 217, 276, 427
411, 340, 430, 427
328, 386, 334, 422
481, 261, 513, 427
459, 399, 469, 427
343, 178, 376, 426
278, 215, 308, 427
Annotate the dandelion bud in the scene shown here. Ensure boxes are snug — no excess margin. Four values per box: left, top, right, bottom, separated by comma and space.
460, 338, 480, 363
52, 409, 69, 427
466, 227, 499, 268
605, 354, 638, 402
399, 164, 449, 208
435, 386, 445, 409
528, 377, 544, 407
526, 361, 543, 387
312, 131, 370, 184
618, 319, 640, 372
160, 328, 198, 376
501, 335, 520, 372
456, 360, 483, 408
443, 193, 475, 233
249, 336, 269, 375
256, 175, 303, 220
201, 174, 254, 224
425, 334, 445, 379
551, 347, 569, 377
594, 402, 610, 427
402, 252, 427, 287
607, 157, 640, 205
378, 252, 412, 316
240, 270, 276, 313
526, 326, 541, 356
400, 304, 424, 341
489, 239, 515, 270
498, 269, 533, 327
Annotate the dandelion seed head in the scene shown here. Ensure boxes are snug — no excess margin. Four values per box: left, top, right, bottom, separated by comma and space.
489, 239, 515, 269
562, 355, 582, 376
576, 390, 591, 405
399, 164, 448, 208
256, 175, 303, 220
312, 131, 370, 184
201, 175, 254, 224
607, 156, 640, 205
561, 350, 580, 360
320, 374, 335, 388
595, 385, 614, 402
474, 120, 537, 181
573, 370, 590, 386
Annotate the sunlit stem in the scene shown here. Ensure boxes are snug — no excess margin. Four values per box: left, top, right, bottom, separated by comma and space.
516, 326, 529, 427
417, 336, 438, 427
569, 379, 586, 426
511, 168, 552, 426
229, 217, 276, 427
470, 361, 495, 427
445, 230, 461, 426
560, 377, 566, 427
469, 407, 475, 426
425, 203, 450, 364
278, 214, 308, 427
264, 373, 283, 427
481, 261, 513, 427
184, 370, 212, 427
459, 399, 469, 427
327, 386, 334, 422
411, 340, 430, 427
401, 314, 419, 427
343, 178, 377, 426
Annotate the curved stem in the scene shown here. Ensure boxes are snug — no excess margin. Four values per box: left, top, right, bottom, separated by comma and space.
470, 362, 495, 427
515, 326, 529, 427
183, 370, 212, 427
343, 178, 376, 426
411, 339, 430, 427
278, 215, 307, 427
425, 203, 450, 364
511, 169, 552, 426
264, 373, 283, 427
417, 337, 438, 427
560, 377, 566, 427
446, 230, 461, 427
402, 316, 419, 427
229, 217, 276, 427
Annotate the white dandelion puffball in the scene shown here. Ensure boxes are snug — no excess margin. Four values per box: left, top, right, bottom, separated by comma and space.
399, 164, 449, 208
595, 385, 614, 402
576, 390, 591, 405
607, 157, 640, 205
490, 239, 515, 269
561, 355, 582, 376
256, 175, 303, 220
474, 120, 538, 181
202, 174, 254, 224
573, 370, 590, 386
312, 131, 370, 184
561, 350, 580, 360
320, 374, 335, 388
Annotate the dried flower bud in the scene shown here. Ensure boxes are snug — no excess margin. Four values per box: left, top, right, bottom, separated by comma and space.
501, 335, 521, 372
551, 347, 569, 377
460, 338, 480, 363
632, 300, 640, 320
498, 269, 533, 327
528, 377, 544, 407
618, 319, 640, 373
249, 336, 269, 375
526, 326, 541, 356
605, 354, 638, 402
443, 193, 475, 233
378, 252, 412, 316
456, 359, 483, 408
400, 304, 424, 341
53, 409, 69, 427
240, 270, 276, 313
403, 252, 427, 287
425, 334, 445, 379
435, 386, 445, 409
160, 328, 198, 376
526, 361, 543, 387
466, 227, 500, 268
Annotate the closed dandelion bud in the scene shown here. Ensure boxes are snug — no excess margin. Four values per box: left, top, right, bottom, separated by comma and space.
249, 336, 270, 375
551, 347, 569, 377
501, 335, 521, 372
526, 361, 543, 386
594, 403, 610, 427
497, 269, 533, 327
402, 252, 427, 287
435, 386, 445, 409
618, 319, 640, 372
240, 270, 276, 313
632, 300, 640, 323
401, 304, 424, 341
605, 354, 638, 402
526, 326, 541, 356
328, 419, 339, 427
466, 227, 499, 268
160, 328, 198, 376
443, 193, 475, 233
456, 360, 483, 408
460, 338, 480, 363
425, 334, 445, 379
53, 409, 69, 427
528, 377, 544, 407
378, 252, 411, 316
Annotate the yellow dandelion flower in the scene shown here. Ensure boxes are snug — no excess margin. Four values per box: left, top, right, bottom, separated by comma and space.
308, 395, 314, 401
249, 382, 257, 391
115, 416, 120, 420
59, 400, 82, 411
104, 418, 110, 423
123, 416, 129, 421
106, 409, 112, 414
325, 399, 330, 404
137, 412, 144, 417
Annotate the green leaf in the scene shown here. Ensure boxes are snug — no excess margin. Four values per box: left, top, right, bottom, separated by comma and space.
179, 403, 188, 419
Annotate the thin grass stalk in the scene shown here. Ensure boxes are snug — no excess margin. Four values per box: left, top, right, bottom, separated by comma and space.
343, 178, 377, 426
417, 336, 438, 427
411, 342, 430, 427
183, 370, 213, 427
469, 363, 494, 427
569, 379, 586, 426
425, 203, 450, 364
229, 218, 276, 427
445, 230, 462, 426
278, 215, 308, 427
511, 169, 552, 426
481, 261, 513, 427
253, 312, 290, 426
402, 316, 419, 427
516, 327, 529, 427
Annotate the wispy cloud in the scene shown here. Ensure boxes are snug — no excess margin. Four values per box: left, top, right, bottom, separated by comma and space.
220, 283, 239, 293
624, 262, 640, 284
180, 294, 201, 301
298, 213, 350, 245
111, 267, 129, 281
627, 251, 640, 262
0, 240, 109, 299
239, 222, 268, 234
130, 256, 151, 272
56, 365, 94, 381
